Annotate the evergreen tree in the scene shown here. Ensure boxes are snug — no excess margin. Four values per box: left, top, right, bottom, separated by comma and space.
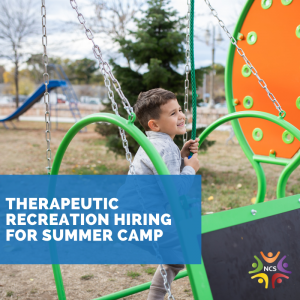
95, 0, 214, 156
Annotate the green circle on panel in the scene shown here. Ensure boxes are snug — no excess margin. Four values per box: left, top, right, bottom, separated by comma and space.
296, 25, 300, 38
282, 130, 294, 144
296, 97, 300, 109
243, 96, 254, 109
242, 65, 251, 77
261, 0, 272, 9
253, 128, 263, 141
281, 0, 292, 5
247, 31, 257, 45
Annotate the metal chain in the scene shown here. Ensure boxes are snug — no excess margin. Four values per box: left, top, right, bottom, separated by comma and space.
203, 0, 285, 117
160, 264, 176, 300
183, 0, 191, 144
156, 2, 190, 295
70, 0, 134, 116
70, 0, 135, 174
41, 0, 51, 173
132, 175, 175, 298
99, 61, 135, 174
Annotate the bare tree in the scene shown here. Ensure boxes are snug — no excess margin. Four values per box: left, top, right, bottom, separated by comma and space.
93, 0, 144, 40
0, 0, 37, 109
92, 0, 144, 67
0, 65, 5, 83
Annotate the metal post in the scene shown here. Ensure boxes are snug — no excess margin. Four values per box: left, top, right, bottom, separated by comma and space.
209, 26, 215, 107
203, 73, 206, 103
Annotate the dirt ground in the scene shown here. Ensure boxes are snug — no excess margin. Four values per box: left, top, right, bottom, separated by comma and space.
0, 120, 299, 299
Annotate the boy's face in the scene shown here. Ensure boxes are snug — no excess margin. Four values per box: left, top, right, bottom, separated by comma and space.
148, 99, 186, 139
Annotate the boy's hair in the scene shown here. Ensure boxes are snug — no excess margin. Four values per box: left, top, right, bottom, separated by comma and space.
134, 88, 176, 130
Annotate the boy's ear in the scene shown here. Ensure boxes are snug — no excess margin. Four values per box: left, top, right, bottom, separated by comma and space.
148, 119, 160, 132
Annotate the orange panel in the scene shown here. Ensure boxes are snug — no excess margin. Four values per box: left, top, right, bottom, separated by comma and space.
232, 0, 300, 159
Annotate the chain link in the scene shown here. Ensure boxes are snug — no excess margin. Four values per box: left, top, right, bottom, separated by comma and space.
134, 182, 175, 299
41, 0, 51, 173
99, 63, 136, 174
70, 0, 134, 116
70, 0, 135, 174
203, 0, 285, 116
154, 4, 193, 299
183, 0, 191, 144
160, 264, 176, 300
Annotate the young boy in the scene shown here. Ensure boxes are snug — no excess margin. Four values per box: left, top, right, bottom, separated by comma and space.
131, 88, 200, 300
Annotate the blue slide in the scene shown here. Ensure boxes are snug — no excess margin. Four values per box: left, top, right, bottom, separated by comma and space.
0, 80, 67, 122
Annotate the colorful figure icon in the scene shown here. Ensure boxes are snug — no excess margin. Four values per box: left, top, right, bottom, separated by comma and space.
260, 251, 280, 263
251, 273, 269, 289
249, 255, 263, 274
277, 255, 292, 274
272, 273, 289, 289
250, 251, 291, 289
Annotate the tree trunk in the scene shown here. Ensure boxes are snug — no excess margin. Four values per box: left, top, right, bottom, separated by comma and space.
14, 61, 19, 109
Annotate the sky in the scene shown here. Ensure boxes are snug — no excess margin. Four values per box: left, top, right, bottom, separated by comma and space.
0, 0, 247, 72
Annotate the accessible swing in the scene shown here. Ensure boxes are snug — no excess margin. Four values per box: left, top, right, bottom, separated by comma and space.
42, 0, 195, 299
41, 0, 300, 299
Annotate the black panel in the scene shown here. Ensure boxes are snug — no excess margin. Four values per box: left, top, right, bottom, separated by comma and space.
202, 209, 300, 300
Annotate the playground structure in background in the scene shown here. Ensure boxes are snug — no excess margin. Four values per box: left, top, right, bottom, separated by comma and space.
37, 0, 300, 299
0, 80, 65, 128
0, 64, 83, 129
48, 64, 84, 130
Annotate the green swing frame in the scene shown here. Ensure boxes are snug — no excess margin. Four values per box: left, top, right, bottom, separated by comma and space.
50, 111, 300, 300
47, 0, 300, 299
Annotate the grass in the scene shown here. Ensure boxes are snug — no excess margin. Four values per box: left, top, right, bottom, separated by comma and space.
291, 184, 300, 194
80, 274, 94, 280
1, 122, 299, 211
199, 167, 258, 214
91, 139, 106, 146
144, 267, 156, 275
127, 271, 141, 279
6, 291, 13, 297
1, 122, 300, 300
71, 164, 109, 175
184, 288, 193, 296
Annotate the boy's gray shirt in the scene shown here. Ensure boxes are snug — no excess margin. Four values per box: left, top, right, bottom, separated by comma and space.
130, 131, 195, 175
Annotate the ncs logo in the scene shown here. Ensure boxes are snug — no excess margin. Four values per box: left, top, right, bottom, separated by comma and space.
249, 251, 291, 289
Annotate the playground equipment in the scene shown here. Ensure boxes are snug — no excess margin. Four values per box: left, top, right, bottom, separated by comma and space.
0, 69, 83, 130
48, 64, 84, 129
40, 0, 300, 299
0, 80, 66, 128
225, 0, 300, 201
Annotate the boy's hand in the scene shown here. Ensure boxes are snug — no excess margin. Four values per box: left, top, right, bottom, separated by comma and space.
181, 138, 199, 158
184, 153, 200, 173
